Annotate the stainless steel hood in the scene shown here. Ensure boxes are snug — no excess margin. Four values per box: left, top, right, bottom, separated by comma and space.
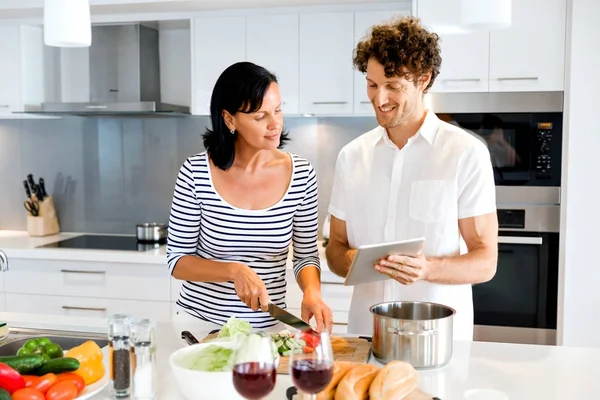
24, 23, 189, 116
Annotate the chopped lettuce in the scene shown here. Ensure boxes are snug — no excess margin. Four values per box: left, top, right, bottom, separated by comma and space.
218, 316, 252, 339
187, 345, 234, 372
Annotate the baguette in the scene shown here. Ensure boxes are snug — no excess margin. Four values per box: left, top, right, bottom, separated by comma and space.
333, 364, 380, 400
368, 360, 419, 400
315, 361, 357, 400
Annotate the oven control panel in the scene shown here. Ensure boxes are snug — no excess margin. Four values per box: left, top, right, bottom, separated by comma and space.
536, 122, 554, 177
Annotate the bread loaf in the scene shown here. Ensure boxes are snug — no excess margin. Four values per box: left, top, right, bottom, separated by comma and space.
315, 361, 357, 400
368, 360, 419, 400
333, 364, 380, 400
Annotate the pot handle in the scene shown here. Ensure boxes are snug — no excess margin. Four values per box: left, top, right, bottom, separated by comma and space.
387, 326, 436, 336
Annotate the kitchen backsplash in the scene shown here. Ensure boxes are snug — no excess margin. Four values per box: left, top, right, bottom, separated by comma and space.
0, 115, 376, 235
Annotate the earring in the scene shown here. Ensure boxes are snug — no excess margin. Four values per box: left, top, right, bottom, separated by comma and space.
230, 129, 235, 135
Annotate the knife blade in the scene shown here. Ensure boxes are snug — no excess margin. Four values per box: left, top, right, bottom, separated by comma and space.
268, 303, 319, 336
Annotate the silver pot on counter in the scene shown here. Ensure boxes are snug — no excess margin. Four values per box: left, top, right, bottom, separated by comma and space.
370, 301, 455, 369
136, 222, 168, 243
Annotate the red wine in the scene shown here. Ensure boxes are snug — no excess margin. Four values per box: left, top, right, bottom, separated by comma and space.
232, 362, 276, 399
291, 359, 334, 394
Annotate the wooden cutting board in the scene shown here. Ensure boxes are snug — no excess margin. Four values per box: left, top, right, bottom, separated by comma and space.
200, 333, 371, 375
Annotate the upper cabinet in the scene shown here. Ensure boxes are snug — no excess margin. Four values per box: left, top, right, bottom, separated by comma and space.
191, 17, 246, 115
489, 0, 567, 92
299, 12, 355, 115
246, 14, 299, 114
0, 25, 47, 116
430, 0, 566, 93
431, 32, 490, 93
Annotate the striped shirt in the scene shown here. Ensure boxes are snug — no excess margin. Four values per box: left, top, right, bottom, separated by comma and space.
166, 152, 320, 328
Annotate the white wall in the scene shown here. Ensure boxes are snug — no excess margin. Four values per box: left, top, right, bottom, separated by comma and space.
558, 0, 600, 348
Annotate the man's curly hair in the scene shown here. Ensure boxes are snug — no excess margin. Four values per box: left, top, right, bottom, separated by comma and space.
353, 16, 442, 93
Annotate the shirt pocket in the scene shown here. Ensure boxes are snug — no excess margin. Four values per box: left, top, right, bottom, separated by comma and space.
409, 180, 452, 224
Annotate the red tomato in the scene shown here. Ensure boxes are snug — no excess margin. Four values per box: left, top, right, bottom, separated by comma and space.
57, 372, 85, 394
0, 362, 26, 393
12, 388, 45, 400
303, 346, 315, 353
30, 373, 58, 394
46, 380, 78, 400
21, 375, 37, 388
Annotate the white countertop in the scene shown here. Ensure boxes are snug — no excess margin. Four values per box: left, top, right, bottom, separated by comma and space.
0, 230, 344, 283
2, 312, 599, 400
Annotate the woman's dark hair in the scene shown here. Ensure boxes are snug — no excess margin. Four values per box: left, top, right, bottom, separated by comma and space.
203, 61, 290, 170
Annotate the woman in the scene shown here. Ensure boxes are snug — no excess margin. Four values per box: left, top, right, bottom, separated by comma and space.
167, 61, 333, 333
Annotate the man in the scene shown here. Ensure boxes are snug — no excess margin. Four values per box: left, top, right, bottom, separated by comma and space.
325, 17, 499, 340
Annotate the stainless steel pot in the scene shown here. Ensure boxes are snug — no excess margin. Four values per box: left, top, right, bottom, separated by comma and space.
370, 301, 455, 369
136, 222, 168, 243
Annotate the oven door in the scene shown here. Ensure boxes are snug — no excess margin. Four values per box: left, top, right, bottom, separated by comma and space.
472, 232, 559, 345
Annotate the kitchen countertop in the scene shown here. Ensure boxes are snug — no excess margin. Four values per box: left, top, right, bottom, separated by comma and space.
1, 312, 598, 400
0, 230, 344, 283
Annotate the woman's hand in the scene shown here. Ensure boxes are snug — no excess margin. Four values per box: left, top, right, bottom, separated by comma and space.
231, 263, 270, 312
301, 290, 334, 334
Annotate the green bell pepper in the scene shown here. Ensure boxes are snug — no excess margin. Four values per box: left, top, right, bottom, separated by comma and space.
16, 337, 63, 360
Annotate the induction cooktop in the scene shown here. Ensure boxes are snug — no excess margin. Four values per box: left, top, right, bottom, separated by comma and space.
37, 235, 165, 252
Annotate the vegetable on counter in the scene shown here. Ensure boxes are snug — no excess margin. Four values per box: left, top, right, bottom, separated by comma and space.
187, 345, 234, 372
31, 358, 80, 376
0, 362, 26, 393
0, 388, 10, 400
217, 317, 252, 340
0, 355, 45, 375
17, 338, 63, 361
64, 340, 105, 386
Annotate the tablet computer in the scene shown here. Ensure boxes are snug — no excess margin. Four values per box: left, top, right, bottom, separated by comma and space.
343, 237, 426, 286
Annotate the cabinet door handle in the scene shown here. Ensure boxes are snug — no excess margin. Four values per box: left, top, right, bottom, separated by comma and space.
62, 306, 107, 311
496, 77, 539, 81
0, 250, 8, 272
312, 101, 348, 105
443, 78, 481, 82
0, 105, 10, 108
60, 269, 106, 274
360, 101, 371, 104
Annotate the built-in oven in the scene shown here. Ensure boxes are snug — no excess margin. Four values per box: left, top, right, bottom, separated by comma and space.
431, 91, 563, 345
472, 203, 560, 345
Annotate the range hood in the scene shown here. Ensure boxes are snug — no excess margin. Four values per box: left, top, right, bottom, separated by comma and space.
25, 23, 189, 116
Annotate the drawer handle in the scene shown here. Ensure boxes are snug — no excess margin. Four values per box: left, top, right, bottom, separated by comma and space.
496, 77, 539, 81
443, 78, 481, 82
312, 101, 348, 105
360, 101, 371, 104
62, 306, 107, 311
60, 269, 106, 274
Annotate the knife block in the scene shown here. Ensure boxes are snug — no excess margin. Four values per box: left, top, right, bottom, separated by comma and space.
27, 195, 60, 237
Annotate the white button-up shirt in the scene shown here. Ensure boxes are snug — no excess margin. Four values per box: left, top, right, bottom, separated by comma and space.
328, 111, 496, 340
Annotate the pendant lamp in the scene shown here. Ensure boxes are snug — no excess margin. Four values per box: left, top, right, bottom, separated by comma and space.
44, 0, 92, 47
417, 0, 511, 35
461, 0, 511, 30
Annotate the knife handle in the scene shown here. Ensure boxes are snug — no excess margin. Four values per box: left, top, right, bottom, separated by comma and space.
181, 330, 199, 345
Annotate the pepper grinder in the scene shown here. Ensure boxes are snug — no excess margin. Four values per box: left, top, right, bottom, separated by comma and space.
108, 314, 133, 399
131, 318, 157, 400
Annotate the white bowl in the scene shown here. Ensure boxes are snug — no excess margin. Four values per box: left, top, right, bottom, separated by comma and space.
169, 340, 280, 400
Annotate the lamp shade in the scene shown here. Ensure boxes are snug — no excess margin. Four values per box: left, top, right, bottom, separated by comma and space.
461, 0, 512, 30
44, 0, 91, 47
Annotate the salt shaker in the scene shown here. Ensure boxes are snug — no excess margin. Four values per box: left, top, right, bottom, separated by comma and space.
131, 318, 157, 400
108, 314, 133, 398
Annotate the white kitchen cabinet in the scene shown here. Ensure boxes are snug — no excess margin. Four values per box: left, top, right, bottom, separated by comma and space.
246, 14, 299, 115
191, 17, 246, 115
353, 10, 407, 115
0, 25, 46, 115
489, 0, 567, 92
299, 12, 355, 115
430, 32, 490, 93
4, 259, 170, 302
6, 293, 171, 323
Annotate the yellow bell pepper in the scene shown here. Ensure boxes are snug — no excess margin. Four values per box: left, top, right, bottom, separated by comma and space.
64, 340, 106, 385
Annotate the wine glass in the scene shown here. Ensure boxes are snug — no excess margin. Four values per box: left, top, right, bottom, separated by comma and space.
232, 332, 277, 400
289, 331, 334, 399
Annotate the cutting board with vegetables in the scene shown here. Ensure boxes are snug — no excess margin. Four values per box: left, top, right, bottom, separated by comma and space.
200, 332, 371, 375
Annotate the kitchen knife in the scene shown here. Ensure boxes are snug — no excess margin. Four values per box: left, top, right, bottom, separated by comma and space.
181, 331, 200, 346
23, 180, 32, 199
268, 303, 319, 336
38, 177, 47, 200
26, 174, 39, 200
